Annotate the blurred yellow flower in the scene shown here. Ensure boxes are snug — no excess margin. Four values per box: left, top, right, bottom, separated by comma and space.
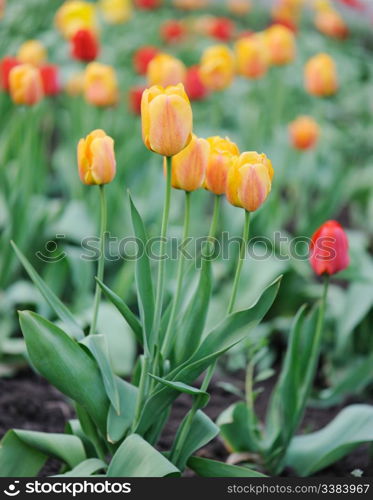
304, 53, 338, 97
205, 136, 239, 195
99, 0, 132, 24
169, 134, 209, 191
235, 35, 269, 79
78, 129, 116, 185
264, 24, 296, 66
227, 0, 252, 16
141, 83, 193, 157
289, 115, 320, 150
315, 9, 348, 39
17, 40, 47, 67
199, 45, 235, 91
55, 0, 97, 39
9, 64, 44, 106
83, 62, 119, 106
147, 53, 186, 87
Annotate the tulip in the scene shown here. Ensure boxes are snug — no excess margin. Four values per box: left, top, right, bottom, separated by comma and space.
309, 220, 349, 276
227, 0, 252, 16
40, 65, 60, 96
55, 0, 97, 39
169, 134, 209, 191
9, 64, 44, 106
235, 35, 269, 79
199, 45, 235, 91
71, 29, 100, 62
65, 72, 85, 96
135, 0, 161, 8
77, 129, 116, 185
0, 57, 19, 91
315, 9, 349, 39
264, 24, 296, 66
208, 17, 235, 42
83, 62, 119, 106
205, 136, 239, 195
304, 53, 338, 97
161, 20, 186, 44
173, 0, 208, 8
147, 53, 186, 87
129, 85, 145, 115
17, 40, 47, 67
99, 0, 133, 24
141, 83, 193, 157
226, 152, 273, 212
133, 46, 159, 75
289, 116, 319, 150
185, 65, 209, 101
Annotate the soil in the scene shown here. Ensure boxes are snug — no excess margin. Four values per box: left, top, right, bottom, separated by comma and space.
0, 368, 372, 478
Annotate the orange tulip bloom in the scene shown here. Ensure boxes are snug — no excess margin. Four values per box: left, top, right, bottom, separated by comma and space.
199, 45, 235, 91
169, 134, 209, 191
17, 40, 47, 67
315, 9, 348, 39
304, 53, 338, 97
9, 64, 44, 106
235, 35, 269, 79
83, 62, 119, 106
264, 24, 296, 66
147, 53, 186, 87
78, 129, 116, 185
289, 116, 320, 150
205, 136, 239, 195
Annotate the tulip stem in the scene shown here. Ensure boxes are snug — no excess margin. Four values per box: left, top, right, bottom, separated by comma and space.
153, 156, 172, 345
162, 190, 191, 359
208, 194, 221, 240
227, 210, 251, 314
90, 185, 107, 335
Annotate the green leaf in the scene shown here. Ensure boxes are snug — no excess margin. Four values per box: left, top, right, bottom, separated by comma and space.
107, 377, 138, 444
19, 311, 109, 433
0, 430, 86, 477
187, 456, 266, 477
107, 434, 180, 477
96, 278, 143, 345
54, 459, 107, 477
80, 334, 120, 414
218, 402, 259, 454
286, 405, 373, 476
129, 195, 154, 350
11, 241, 84, 340
149, 375, 210, 408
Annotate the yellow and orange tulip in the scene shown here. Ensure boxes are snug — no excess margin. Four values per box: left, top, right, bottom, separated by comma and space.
9, 64, 44, 106
264, 24, 296, 66
147, 53, 186, 87
17, 40, 47, 67
205, 136, 239, 195
83, 62, 119, 106
78, 129, 116, 185
99, 0, 132, 24
315, 9, 348, 40
169, 134, 209, 191
304, 53, 338, 97
55, 0, 97, 39
199, 45, 235, 91
289, 116, 320, 150
235, 35, 269, 79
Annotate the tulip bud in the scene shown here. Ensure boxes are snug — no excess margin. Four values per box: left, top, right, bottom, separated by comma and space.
185, 65, 209, 101
208, 17, 235, 42
17, 40, 47, 67
71, 29, 100, 62
0, 57, 19, 91
133, 46, 159, 75
99, 0, 133, 24
40, 65, 60, 96
55, 0, 98, 39
235, 35, 269, 79
205, 136, 239, 195
83, 62, 119, 107
226, 152, 273, 212
309, 220, 349, 276
289, 116, 319, 150
315, 9, 348, 39
161, 20, 186, 44
147, 53, 186, 87
168, 134, 209, 191
141, 83, 193, 157
9, 64, 44, 106
264, 24, 296, 66
199, 45, 235, 91
304, 53, 338, 97
228, 0, 252, 16
78, 129, 116, 185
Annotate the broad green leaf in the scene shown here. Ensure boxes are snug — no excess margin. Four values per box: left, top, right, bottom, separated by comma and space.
129, 195, 154, 349
286, 405, 373, 476
55, 459, 107, 477
187, 456, 266, 477
81, 334, 120, 414
11, 241, 84, 340
107, 377, 138, 444
218, 402, 259, 454
107, 434, 180, 477
149, 375, 210, 408
0, 430, 86, 477
96, 278, 142, 345
19, 311, 109, 433
65, 418, 96, 458
172, 410, 218, 470
75, 406, 106, 460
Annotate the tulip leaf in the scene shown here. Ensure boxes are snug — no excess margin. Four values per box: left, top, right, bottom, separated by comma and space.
80, 334, 120, 414
54, 458, 107, 477
187, 456, 266, 477
0, 430, 86, 477
11, 241, 84, 340
286, 405, 373, 476
107, 377, 138, 444
129, 195, 154, 350
218, 402, 260, 454
95, 278, 143, 345
107, 434, 180, 477
149, 375, 210, 408
19, 311, 109, 433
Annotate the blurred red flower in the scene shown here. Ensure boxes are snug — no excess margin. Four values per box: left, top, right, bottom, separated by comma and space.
71, 29, 99, 62
135, 0, 161, 9
208, 17, 235, 41
40, 64, 60, 96
133, 45, 159, 75
336, 0, 365, 10
161, 20, 186, 44
185, 65, 209, 100
309, 220, 349, 276
0, 56, 19, 91
129, 85, 145, 115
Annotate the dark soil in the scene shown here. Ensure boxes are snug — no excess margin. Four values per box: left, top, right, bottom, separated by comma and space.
0, 368, 372, 477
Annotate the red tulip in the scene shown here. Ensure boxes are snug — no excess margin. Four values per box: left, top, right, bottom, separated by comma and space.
133, 45, 159, 75
208, 17, 235, 41
161, 20, 186, 44
71, 29, 99, 62
129, 85, 145, 115
0, 56, 19, 91
336, 0, 365, 10
135, 0, 161, 9
309, 221, 349, 276
40, 65, 60, 96
185, 65, 209, 101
